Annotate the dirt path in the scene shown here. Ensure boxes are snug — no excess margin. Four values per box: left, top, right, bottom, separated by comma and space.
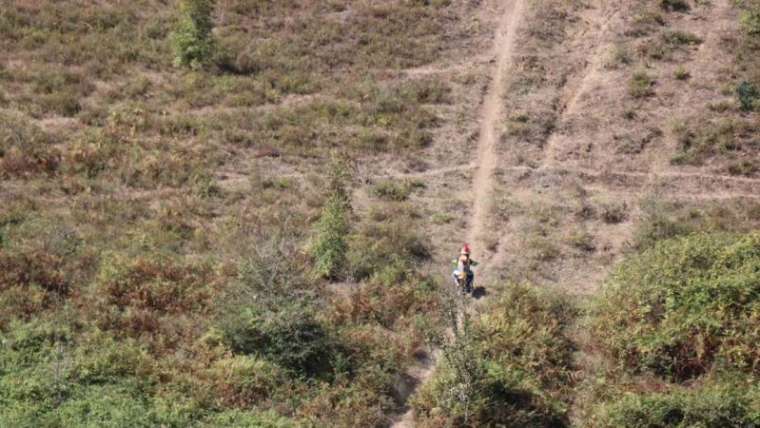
390, 1, 524, 426
467, 0, 524, 257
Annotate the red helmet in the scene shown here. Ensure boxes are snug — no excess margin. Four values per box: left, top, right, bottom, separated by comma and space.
460, 244, 471, 255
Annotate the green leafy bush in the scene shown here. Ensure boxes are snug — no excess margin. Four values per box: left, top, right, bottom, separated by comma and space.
200, 410, 296, 427
219, 302, 336, 377
741, 5, 760, 36
590, 379, 760, 428
629, 71, 656, 98
662, 30, 701, 46
217, 244, 343, 378
171, 0, 217, 69
371, 179, 423, 201
412, 284, 574, 427
591, 232, 760, 380
310, 155, 353, 279
737, 81, 759, 111
660, 0, 690, 12
209, 355, 288, 408
311, 194, 350, 279
673, 66, 690, 80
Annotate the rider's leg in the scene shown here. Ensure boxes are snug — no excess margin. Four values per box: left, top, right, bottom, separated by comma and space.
466, 271, 474, 292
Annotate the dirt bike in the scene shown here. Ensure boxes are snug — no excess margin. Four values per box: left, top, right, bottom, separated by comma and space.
452, 268, 474, 295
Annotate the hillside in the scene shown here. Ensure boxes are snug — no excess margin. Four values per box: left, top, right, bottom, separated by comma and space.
1, 0, 759, 427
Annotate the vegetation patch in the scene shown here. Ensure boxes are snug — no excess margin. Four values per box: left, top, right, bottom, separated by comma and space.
588, 378, 760, 428
591, 232, 760, 380
371, 179, 424, 201
629, 70, 656, 98
671, 118, 759, 169
412, 285, 575, 427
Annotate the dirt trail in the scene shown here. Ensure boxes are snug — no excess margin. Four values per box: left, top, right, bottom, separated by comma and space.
468, 0, 524, 258
390, 0, 524, 426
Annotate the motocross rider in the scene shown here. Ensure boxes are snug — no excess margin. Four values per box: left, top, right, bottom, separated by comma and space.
452, 244, 477, 293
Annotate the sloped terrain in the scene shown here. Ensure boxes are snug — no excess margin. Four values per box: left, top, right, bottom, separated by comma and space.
1, 0, 759, 426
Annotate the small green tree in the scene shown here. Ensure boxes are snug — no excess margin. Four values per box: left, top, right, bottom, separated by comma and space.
311, 195, 349, 279
438, 295, 488, 424
170, 0, 217, 69
736, 81, 759, 112
311, 154, 354, 279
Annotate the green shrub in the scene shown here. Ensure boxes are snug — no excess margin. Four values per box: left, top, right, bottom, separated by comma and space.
673, 66, 690, 80
590, 379, 760, 428
737, 81, 759, 111
600, 201, 628, 224
171, 0, 217, 69
371, 179, 423, 201
200, 410, 296, 427
630, 10, 666, 37
219, 302, 336, 377
311, 194, 350, 279
740, 6, 760, 36
475, 285, 576, 393
660, 0, 690, 12
608, 43, 633, 67
217, 244, 343, 378
662, 30, 702, 46
412, 284, 574, 426
209, 355, 288, 408
591, 232, 760, 380
629, 71, 656, 98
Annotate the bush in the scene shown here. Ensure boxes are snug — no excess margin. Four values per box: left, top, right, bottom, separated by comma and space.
311, 194, 350, 279
371, 179, 423, 201
629, 71, 656, 98
95, 253, 214, 315
674, 66, 690, 80
412, 285, 574, 427
330, 263, 439, 329
662, 30, 701, 46
670, 118, 756, 166
89, 253, 217, 354
209, 355, 288, 408
217, 244, 342, 378
219, 302, 336, 377
600, 201, 628, 224
590, 379, 760, 428
737, 81, 759, 111
171, 0, 217, 69
660, 0, 690, 12
200, 410, 296, 427
740, 6, 760, 36
591, 232, 760, 380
